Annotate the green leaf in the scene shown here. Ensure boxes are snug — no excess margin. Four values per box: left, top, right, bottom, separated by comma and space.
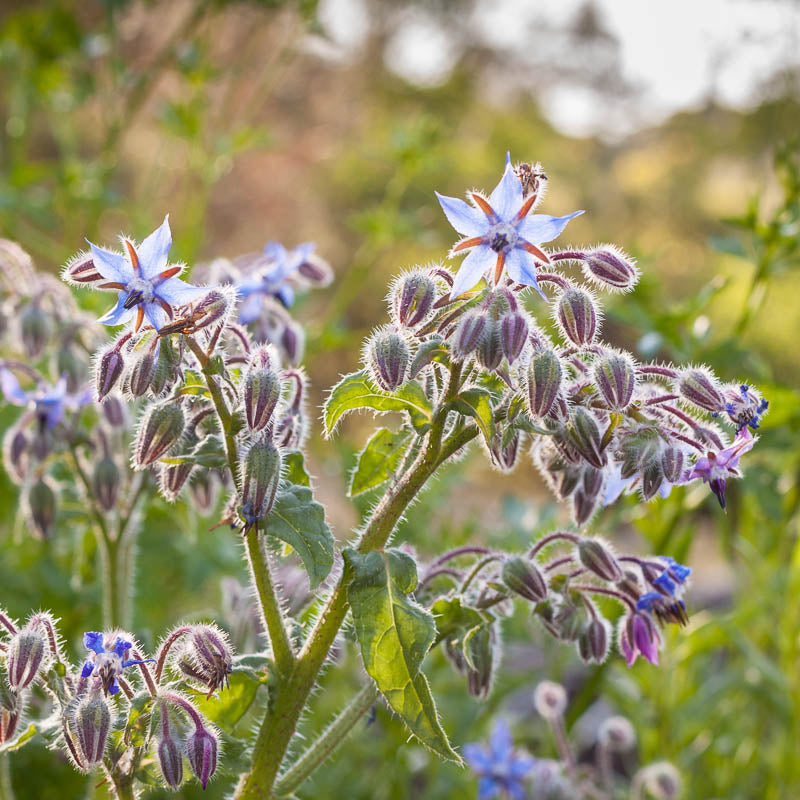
349, 427, 411, 496
125, 692, 155, 748
263, 483, 334, 589
192, 669, 268, 737
323, 370, 433, 437
408, 338, 449, 379
430, 596, 486, 644
0, 722, 37, 753
160, 434, 227, 468
283, 450, 311, 487
453, 388, 495, 444
343, 548, 461, 763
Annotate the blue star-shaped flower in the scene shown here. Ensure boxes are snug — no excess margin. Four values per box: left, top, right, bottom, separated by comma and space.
0, 368, 91, 429
463, 720, 535, 800
436, 154, 583, 299
80, 631, 154, 695
84, 216, 208, 332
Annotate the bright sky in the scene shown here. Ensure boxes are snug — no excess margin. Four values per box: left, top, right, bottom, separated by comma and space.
315, 0, 800, 139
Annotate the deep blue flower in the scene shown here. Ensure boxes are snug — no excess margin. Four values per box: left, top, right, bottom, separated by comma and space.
657, 556, 692, 585
436, 154, 583, 299
80, 631, 154, 695
81, 216, 208, 332
636, 591, 688, 627
723, 384, 769, 433
0, 368, 91, 430
463, 719, 535, 800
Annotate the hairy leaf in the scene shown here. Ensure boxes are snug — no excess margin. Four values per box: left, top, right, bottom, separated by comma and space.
453, 388, 495, 444
349, 427, 411, 496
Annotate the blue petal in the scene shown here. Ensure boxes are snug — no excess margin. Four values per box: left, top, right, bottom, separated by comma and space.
276, 285, 295, 308
450, 244, 495, 299
0, 368, 29, 406
98, 294, 135, 327
238, 293, 263, 324
488, 162, 524, 222
505, 247, 546, 300
144, 301, 169, 332
108, 679, 120, 695
137, 215, 173, 280
602, 464, 634, 506
84, 631, 105, 654
81, 662, 94, 678
122, 658, 155, 668
263, 240, 288, 263
489, 720, 513, 763
112, 637, 132, 657
518, 210, 584, 244
436, 192, 488, 237
653, 571, 678, 595
87, 242, 134, 284
509, 754, 536, 778
636, 592, 661, 612
42, 398, 66, 429
155, 277, 208, 307
506, 779, 528, 800
463, 744, 492, 772
477, 776, 501, 800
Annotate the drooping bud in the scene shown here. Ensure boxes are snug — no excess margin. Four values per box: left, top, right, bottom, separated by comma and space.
160, 461, 194, 503
533, 680, 567, 719
126, 342, 158, 398
190, 290, 230, 332
240, 440, 282, 530
3, 425, 29, 485
661, 444, 685, 484
637, 762, 682, 800
525, 348, 562, 418
0, 677, 22, 744
582, 246, 639, 292
92, 456, 120, 511
134, 402, 185, 468
19, 303, 51, 357
502, 557, 548, 602
573, 465, 603, 524
556, 287, 598, 346
577, 538, 623, 582
617, 425, 663, 478
464, 624, 495, 701
150, 336, 180, 396
365, 327, 410, 391
297, 252, 333, 286
157, 706, 184, 790
597, 716, 636, 752
452, 310, 487, 359
56, 347, 84, 394
391, 270, 436, 328
27, 476, 57, 539
476, 319, 503, 371
578, 616, 611, 664
593, 351, 636, 410
181, 625, 233, 696
72, 692, 111, 767
489, 430, 522, 472
95, 346, 125, 400
280, 320, 305, 365
568, 407, 607, 468
678, 367, 725, 414
6, 626, 47, 689
641, 461, 665, 500
189, 469, 219, 513
186, 726, 218, 790
63, 251, 103, 285
101, 394, 127, 427
499, 311, 529, 363
243, 359, 281, 432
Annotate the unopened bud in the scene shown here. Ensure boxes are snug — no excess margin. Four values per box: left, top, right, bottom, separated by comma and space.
533, 680, 567, 719
56, 347, 84, 394
593, 352, 636, 410
568, 407, 606, 468
678, 368, 724, 414
101, 394, 126, 427
3, 425, 29, 485
0, 677, 22, 743
96, 346, 125, 400
502, 557, 548, 602
597, 716, 636, 752
526, 348, 562, 418
366, 327, 410, 391
499, 311, 529, 364
556, 288, 598, 346
27, 477, 57, 539
391, 270, 436, 328
134, 402, 185, 468
92, 456, 120, 511
661, 445, 685, 484
73, 692, 111, 766
19, 304, 51, 357
640, 462, 665, 500
189, 469, 219, 513
638, 762, 682, 799
280, 321, 304, 365
274, 409, 306, 450
126, 343, 157, 398
578, 617, 610, 663
6, 627, 47, 689
186, 726, 218, 790
182, 625, 233, 696
452, 310, 487, 359
578, 539, 623, 582
240, 440, 281, 530
464, 625, 494, 700
476, 320, 503, 371
63, 252, 103, 285
489, 430, 521, 472
243, 364, 281, 432
582, 246, 639, 292
191, 290, 229, 331
160, 461, 194, 503
618, 426, 663, 478
573, 488, 599, 526
150, 336, 179, 396
157, 707, 184, 790
297, 253, 333, 286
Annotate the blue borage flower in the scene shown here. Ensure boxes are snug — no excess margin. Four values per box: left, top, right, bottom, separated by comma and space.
720, 383, 769, 433
80, 216, 208, 333
80, 631, 154, 695
463, 719, 535, 800
636, 557, 691, 626
436, 154, 583, 299
0, 368, 91, 430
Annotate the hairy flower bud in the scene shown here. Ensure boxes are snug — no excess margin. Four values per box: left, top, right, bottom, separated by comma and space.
489, 430, 522, 472
452, 310, 487, 359
6, 627, 47, 689
63, 252, 103, 285
578, 539, 623, 582
186, 726, 218, 790
150, 336, 179, 397
641, 461, 665, 500
578, 617, 611, 663
181, 625, 233, 696
27, 477, 57, 539
391, 270, 436, 328
499, 311, 529, 364
57, 347, 84, 394
92, 456, 120, 512
660, 445, 685, 484
502, 556, 548, 602
582, 246, 639, 291
157, 708, 184, 790
160, 461, 194, 503
678, 368, 725, 414
101, 395, 127, 428
0, 677, 22, 744
73, 692, 111, 767
556, 287, 598, 346
243, 364, 281, 432
533, 680, 567, 719
617, 426, 663, 478
525, 348, 562, 418
96, 346, 125, 401
19, 304, 51, 357
297, 252, 333, 286
568, 407, 606, 468
134, 403, 185, 468
240, 440, 281, 530
593, 351, 636, 410
476, 320, 503, 371
3, 425, 29, 485
597, 716, 636, 752
464, 625, 495, 701
126, 344, 158, 398
366, 327, 410, 391
189, 469, 219, 513
191, 290, 230, 331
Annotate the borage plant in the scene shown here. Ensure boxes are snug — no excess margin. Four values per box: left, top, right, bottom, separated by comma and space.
0, 155, 766, 798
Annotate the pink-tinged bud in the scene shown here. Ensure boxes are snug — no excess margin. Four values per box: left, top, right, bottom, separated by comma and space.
593, 352, 636, 410
19, 304, 51, 357
249, 344, 279, 371
181, 625, 233, 696
452, 310, 487, 359
92, 456, 120, 511
582, 246, 639, 292
157, 708, 184, 790
274, 409, 306, 450
73, 692, 111, 766
568, 407, 606, 468
526, 349, 562, 418
556, 288, 598, 346
6, 627, 47, 689
95, 346, 125, 400
533, 680, 567, 719
243, 365, 281, 432
63, 252, 103, 285
619, 612, 660, 667
134, 403, 185, 468
27, 477, 57, 539
160, 461, 194, 503
499, 311, 529, 363
297, 253, 333, 286
191, 290, 229, 331
186, 726, 218, 789
3, 425, 29, 485
476, 320, 503, 371
678, 367, 725, 414
578, 617, 611, 664
280, 321, 305, 365
661, 445, 685, 484
0, 678, 22, 744
489, 430, 521, 472
240, 440, 281, 530
126, 344, 157, 398
365, 327, 410, 391
391, 270, 436, 328
578, 539, 622, 582
101, 394, 127, 427
502, 556, 548, 602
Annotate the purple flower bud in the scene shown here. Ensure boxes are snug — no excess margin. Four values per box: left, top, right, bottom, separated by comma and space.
366, 327, 410, 391
525, 348, 562, 418
499, 311, 529, 364
92, 456, 120, 512
280, 320, 305, 365
556, 287, 598, 346
27, 476, 57, 539
191, 290, 230, 331
3, 425, 29, 485
0, 678, 22, 744
126, 343, 158, 398
593, 351, 636, 410
660, 445, 685, 484
101, 395, 127, 428
452, 310, 487, 359
6, 626, 47, 689
578, 617, 611, 663
391, 270, 436, 328
240, 440, 282, 530
678, 368, 725, 414
150, 336, 180, 397
95, 346, 125, 401
19, 304, 51, 357
185, 726, 218, 790
619, 612, 660, 667
274, 408, 306, 450
243, 364, 281, 432
157, 707, 184, 790
640, 462, 665, 501
572, 487, 599, 526
160, 461, 194, 503
134, 403, 185, 468
582, 246, 639, 292
577, 538, 623, 582
189, 469, 219, 513
489, 430, 522, 472
297, 253, 333, 286
568, 407, 607, 468
502, 556, 548, 602
72, 692, 111, 766
476, 320, 503, 372
181, 625, 233, 697
63, 252, 104, 285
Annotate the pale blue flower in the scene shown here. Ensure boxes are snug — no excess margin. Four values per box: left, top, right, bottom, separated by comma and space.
463, 719, 535, 800
436, 154, 583, 299
0, 368, 91, 429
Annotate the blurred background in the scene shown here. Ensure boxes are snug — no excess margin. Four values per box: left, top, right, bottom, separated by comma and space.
1, 0, 799, 797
